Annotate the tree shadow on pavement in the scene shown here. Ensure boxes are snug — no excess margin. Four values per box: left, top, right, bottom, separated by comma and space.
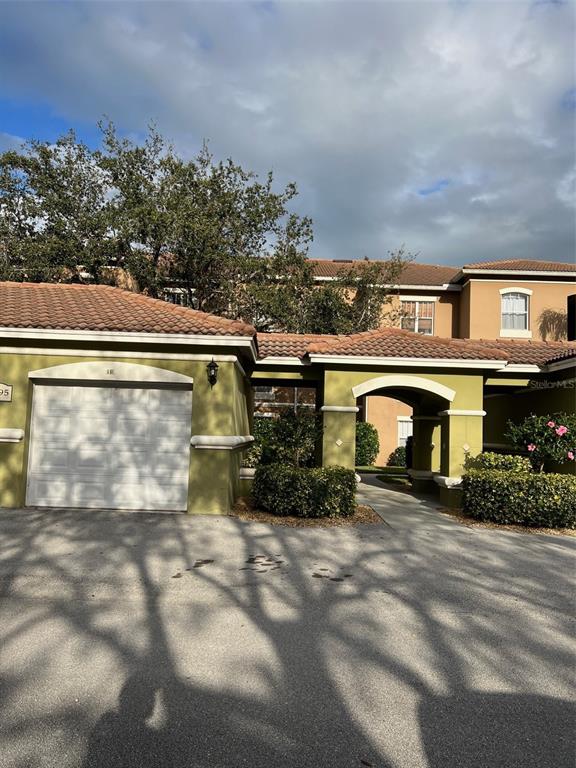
0, 506, 574, 767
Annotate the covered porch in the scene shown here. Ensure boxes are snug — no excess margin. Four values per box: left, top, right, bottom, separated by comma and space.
253, 328, 576, 506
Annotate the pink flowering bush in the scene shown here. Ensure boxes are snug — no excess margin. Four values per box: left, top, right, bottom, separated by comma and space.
506, 413, 576, 472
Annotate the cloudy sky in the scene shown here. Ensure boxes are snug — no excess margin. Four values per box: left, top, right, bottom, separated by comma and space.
1, 0, 574, 265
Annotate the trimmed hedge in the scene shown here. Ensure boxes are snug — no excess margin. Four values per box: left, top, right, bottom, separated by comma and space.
253, 464, 357, 518
355, 422, 380, 466
387, 446, 407, 468
464, 451, 532, 473
462, 469, 576, 529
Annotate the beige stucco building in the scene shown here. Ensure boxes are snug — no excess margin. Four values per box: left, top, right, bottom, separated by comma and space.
1, 268, 574, 516
306, 258, 574, 465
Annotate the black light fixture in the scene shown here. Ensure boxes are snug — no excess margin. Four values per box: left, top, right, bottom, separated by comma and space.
207, 358, 219, 387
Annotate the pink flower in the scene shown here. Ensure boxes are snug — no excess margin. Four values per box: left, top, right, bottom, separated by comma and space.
527, 443, 536, 452
555, 425, 568, 437
547, 421, 556, 428
568, 451, 575, 461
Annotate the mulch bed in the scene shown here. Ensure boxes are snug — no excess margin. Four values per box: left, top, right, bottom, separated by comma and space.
231, 497, 382, 527
438, 507, 576, 537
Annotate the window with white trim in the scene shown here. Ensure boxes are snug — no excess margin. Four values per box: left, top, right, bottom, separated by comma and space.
501, 292, 529, 331
397, 418, 413, 447
400, 300, 435, 335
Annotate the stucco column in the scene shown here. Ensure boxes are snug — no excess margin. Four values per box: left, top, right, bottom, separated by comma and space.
320, 406, 358, 469
436, 409, 485, 505
409, 414, 441, 492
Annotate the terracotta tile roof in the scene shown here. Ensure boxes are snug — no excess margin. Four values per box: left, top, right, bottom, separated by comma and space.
0, 282, 255, 337
463, 259, 575, 272
259, 326, 576, 367
308, 259, 459, 285
257, 332, 341, 359
306, 328, 506, 361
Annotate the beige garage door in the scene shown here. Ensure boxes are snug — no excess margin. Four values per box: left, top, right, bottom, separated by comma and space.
26, 383, 192, 511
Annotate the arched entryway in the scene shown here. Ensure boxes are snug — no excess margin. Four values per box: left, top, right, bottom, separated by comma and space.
319, 368, 485, 503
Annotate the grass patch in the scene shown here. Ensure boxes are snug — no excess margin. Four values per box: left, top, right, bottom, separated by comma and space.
356, 465, 408, 475
376, 474, 411, 489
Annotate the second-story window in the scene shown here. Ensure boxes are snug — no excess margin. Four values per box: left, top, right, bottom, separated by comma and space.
501, 291, 529, 331
400, 300, 435, 335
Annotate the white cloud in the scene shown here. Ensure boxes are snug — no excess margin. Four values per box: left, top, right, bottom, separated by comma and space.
0, 0, 573, 263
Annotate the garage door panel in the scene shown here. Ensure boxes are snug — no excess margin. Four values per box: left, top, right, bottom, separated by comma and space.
27, 383, 192, 511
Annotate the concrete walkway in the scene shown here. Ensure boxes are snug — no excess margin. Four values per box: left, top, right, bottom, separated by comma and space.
0, 495, 574, 768
357, 474, 461, 531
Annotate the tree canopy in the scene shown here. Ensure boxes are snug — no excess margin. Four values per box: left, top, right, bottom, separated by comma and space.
0, 122, 410, 333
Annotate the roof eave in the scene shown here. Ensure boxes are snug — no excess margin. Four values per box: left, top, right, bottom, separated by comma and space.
307, 353, 510, 370
461, 268, 576, 278
0, 326, 258, 361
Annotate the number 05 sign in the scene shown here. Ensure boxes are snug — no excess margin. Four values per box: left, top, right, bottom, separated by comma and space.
0, 383, 13, 402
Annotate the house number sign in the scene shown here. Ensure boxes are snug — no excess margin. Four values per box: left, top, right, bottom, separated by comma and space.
0, 383, 13, 402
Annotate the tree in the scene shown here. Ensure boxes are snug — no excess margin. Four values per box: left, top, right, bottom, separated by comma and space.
0, 121, 411, 335
0, 131, 114, 282
302, 251, 410, 335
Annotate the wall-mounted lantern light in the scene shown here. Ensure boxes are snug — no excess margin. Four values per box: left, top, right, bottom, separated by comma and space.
207, 358, 219, 387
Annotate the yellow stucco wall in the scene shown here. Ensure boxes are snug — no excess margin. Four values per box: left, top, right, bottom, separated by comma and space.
0, 347, 252, 513
321, 366, 485, 475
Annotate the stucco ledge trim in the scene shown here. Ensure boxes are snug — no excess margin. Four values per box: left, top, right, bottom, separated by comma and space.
0, 428, 24, 443
191, 435, 254, 451
433, 475, 462, 488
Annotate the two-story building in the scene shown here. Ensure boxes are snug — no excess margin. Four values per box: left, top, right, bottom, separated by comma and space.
268, 258, 575, 464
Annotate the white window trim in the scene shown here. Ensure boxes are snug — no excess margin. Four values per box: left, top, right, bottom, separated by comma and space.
500, 289, 531, 337
500, 328, 533, 339
400, 298, 435, 335
499, 287, 533, 296
399, 295, 439, 302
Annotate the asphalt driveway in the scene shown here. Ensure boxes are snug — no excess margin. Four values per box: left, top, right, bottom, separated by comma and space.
0, 482, 574, 768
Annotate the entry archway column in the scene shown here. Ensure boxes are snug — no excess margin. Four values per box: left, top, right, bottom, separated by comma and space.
409, 414, 441, 492
320, 406, 359, 469
436, 409, 485, 504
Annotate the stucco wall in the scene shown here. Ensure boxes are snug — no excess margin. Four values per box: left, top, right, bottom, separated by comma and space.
321, 366, 485, 472
465, 279, 573, 341
365, 396, 412, 465
0, 346, 252, 512
381, 291, 457, 338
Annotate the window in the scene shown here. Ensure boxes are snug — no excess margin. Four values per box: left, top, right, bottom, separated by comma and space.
397, 417, 413, 447
501, 292, 529, 331
162, 288, 191, 307
400, 300, 435, 335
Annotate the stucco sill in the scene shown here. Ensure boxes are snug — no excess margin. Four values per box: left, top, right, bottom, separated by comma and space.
499, 329, 532, 339
0, 428, 25, 443
191, 435, 255, 451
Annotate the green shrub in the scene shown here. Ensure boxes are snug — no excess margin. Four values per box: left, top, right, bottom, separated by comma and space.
355, 422, 380, 466
506, 412, 576, 472
387, 446, 407, 467
253, 464, 357, 518
464, 451, 532, 473
243, 410, 321, 468
462, 469, 576, 528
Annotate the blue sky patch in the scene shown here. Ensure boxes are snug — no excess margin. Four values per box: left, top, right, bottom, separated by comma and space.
561, 87, 576, 111
417, 178, 452, 197
0, 96, 103, 147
